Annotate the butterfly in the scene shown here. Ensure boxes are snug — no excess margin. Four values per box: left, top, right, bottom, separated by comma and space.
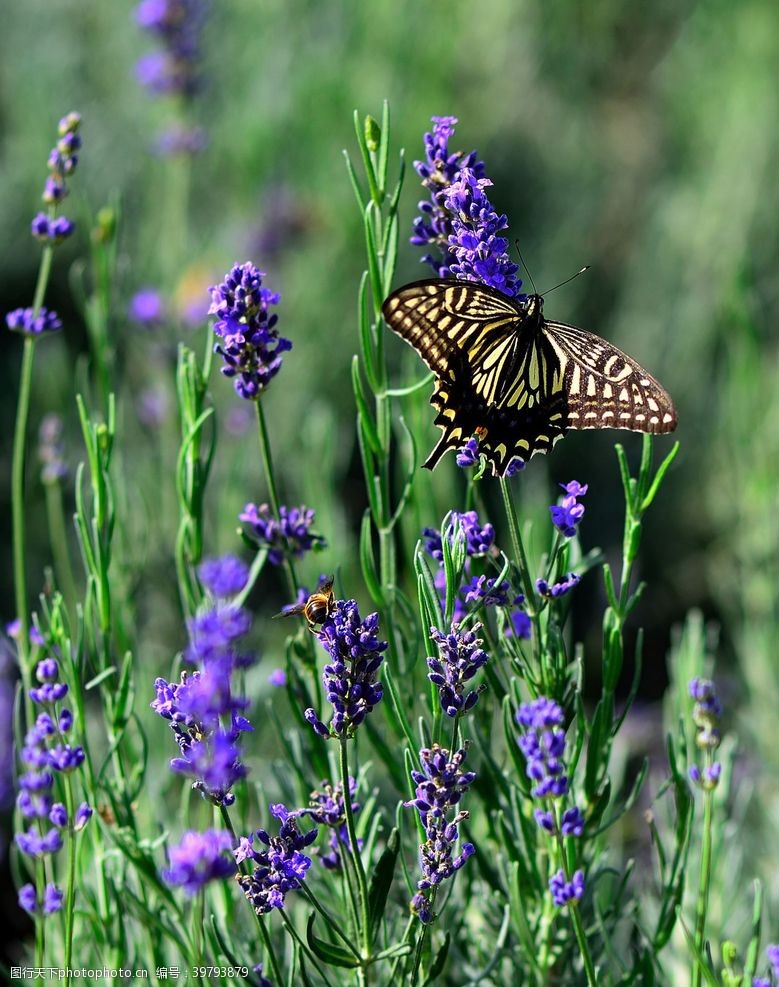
382, 279, 677, 476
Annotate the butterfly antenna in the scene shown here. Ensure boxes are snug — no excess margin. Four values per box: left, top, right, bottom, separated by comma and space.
540, 266, 591, 296
513, 239, 538, 295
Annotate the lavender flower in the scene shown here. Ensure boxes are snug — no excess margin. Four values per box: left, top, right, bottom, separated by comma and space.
198, 555, 249, 598
304, 599, 386, 738
298, 778, 361, 869
405, 745, 476, 924
38, 414, 68, 484
549, 868, 585, 907
549, 481, 588, 538
423, 511, 495, 562
755, 946, 779, 987
0, 640, 15, 810
505, 596, 532, 640
411, 116, 485, 277
536, 572, 581, 598
688, 677, 722, 791
151, 564, 255, 806
517, 697, 570, 798
427, 623, 488, 718
31, 213, 75, 245
443, 168, 521, 297
135, 0, 207, 103
240, 502, 325, 566
463, 574, 510, 608
516, 696, 587, 868
236, 804, 317, 914
268, 668, 287, 687
15, 658, 91, 915
208, 263, 291, 399
128, 289, 165, 328
154, 124, 208, 156
6, 307, 62, 337
689, 677, 722, 752
456, 435, 526, 476
162, 829, 236, 895
456, 436, 480, 468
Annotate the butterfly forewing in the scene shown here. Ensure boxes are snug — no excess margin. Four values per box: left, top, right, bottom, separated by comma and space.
382, 278, 677, 476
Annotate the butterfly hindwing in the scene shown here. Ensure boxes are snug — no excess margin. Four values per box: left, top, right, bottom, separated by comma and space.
544, 321, 677, 433
382, 278, 677, 476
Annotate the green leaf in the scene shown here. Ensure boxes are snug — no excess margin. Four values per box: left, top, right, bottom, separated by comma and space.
352, 356, 381, 455
640, 441, 680, 513
112, 650, 134, 729
422, 932, 450, 985
305, 913, 360, 968
353, 108, 381, 207
368, 828, 400, 941
377, 99, 390, 194
359, 510, 384, 607
743, 879, 763, 981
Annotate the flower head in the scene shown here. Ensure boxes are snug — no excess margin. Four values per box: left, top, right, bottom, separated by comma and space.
536, 572, 581, 599
411, 116, 485, 277
38, 414, 68, 484
236, 803, 317, 914
198, 555, 249, 598
152, 567, 255, 806
689, 677, 722, 751
15, 657, 89, 916
405, 745, 475, 924
162, 829, 236, 895
299, 778, 361, 869
135, 0, 207, 103
208, 263, 291, 399
240, 503, 325, 565
443, 168, 521, 297
6, 307, 62, 337
549, 868, 585, 907
129, 289, 165, 328
304, 599, 386, 738
549, 481, 588, 538
427, 623, 488, 718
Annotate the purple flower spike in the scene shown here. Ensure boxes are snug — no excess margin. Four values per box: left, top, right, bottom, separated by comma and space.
405, 745, 476, 924
208, 263, 291, 399
6, 308, 62, 337
305, 599, 387, 738
198, 555, 249, 597
428, 623, 488, 718
550, 481, 588, 538
162, 829, 236, 895
443, 169, 521, 297
240, 503, 325, 566
411, 116, 485, 278
549, 868, 585, 907
236, 804, 316, 914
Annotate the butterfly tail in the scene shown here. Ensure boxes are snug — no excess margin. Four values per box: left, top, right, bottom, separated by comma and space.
422, 431, 456, 471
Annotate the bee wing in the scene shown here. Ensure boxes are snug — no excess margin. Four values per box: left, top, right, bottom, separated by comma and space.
273, 603, 306, 620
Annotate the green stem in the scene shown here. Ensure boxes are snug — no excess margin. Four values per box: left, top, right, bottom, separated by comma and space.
255, 400, 300, 603
339, 736, 371, 971
12, 335, 37, 715
12, 238, 54, 693
692, 781, 715, 987
551, 809, 597, 987
278, 909, 337, 987
64, 777, 78, 987
44, 480, 79, 625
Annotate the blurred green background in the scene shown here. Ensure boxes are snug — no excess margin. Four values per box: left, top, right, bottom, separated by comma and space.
2, 0, 778, 957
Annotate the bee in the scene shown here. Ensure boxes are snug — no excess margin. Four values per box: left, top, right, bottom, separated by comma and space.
274, 577, 335, 632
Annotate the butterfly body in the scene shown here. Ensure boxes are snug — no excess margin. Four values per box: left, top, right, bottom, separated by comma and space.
382, 279, 677, 476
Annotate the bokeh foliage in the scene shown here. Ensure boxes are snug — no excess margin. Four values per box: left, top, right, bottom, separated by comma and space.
1, 0, 778, 975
